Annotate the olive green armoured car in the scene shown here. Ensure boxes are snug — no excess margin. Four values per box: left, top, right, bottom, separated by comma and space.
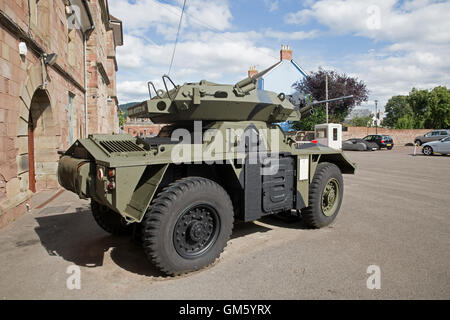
58, 74, 356, 275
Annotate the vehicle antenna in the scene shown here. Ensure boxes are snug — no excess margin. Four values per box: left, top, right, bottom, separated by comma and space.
168, 0, 187, 75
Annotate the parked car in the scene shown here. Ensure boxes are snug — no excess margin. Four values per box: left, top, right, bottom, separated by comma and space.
342, 139, 379, 151
422, 136, 450, 155
362, 134, 394, 150
414, 130, 450, 146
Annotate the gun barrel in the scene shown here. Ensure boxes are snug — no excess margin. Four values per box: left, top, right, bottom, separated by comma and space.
298, 95, 354, 114
311, 95, 354, 105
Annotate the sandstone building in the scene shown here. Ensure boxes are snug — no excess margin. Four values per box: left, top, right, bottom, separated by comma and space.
0, 0, 123, 227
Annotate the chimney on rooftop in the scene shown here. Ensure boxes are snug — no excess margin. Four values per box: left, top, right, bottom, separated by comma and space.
280, 44, 292, 61
248, 65, 258, 77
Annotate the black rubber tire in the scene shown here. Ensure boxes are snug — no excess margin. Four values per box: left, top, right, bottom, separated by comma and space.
423, 145, 433, 156
141, 177, 234, 275
415, 140, 422, 146
387, 146, 393, 150
301, 162, 344, 229
91, 201, 132, 235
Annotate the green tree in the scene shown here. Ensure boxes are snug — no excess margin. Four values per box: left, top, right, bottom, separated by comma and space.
395, 114, 415, 129
383, 95, 412, 128
383, 86, 450, 129
292, 68, 369, 123
426, 86, 450, 128
347, 115, 373, 127
291, 108, 326, 131
118, 110, 126, 128
407, 88, 430, 128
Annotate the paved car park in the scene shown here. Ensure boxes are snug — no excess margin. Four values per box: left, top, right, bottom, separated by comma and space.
0, 147, 448, 299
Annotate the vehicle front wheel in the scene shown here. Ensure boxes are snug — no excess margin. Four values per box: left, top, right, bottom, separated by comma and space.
423, 146, 433, 156
141, 177, 234, 275
415, 140, 422, 146
301, 162, 344, 228
91, 201, 132, 235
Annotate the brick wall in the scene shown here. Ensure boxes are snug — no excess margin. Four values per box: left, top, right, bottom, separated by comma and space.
0, 0, 122, 228
1, 0, 87, 216
86, 0, 120, 135
293, 126, 433, 145
123, 120, 165, 137
342, 127, 431, 145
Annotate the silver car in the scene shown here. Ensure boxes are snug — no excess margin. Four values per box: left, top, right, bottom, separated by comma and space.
422, 136, 450, 155
415, 130, 450, 146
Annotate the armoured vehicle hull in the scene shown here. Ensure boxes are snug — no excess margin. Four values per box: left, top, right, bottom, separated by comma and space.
58, 75, 356, 275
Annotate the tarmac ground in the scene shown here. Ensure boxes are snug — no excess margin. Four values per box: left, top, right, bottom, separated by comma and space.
0, 146, 449, 299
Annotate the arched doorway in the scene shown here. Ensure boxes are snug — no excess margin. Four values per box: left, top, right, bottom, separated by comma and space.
28, 89, 58, 192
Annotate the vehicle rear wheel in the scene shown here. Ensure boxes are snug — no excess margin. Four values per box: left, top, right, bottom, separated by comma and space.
91, 201, 132, 235
423, 146, 433, 156
301, 162, 344, 228
141, 177, 234, 275
387, 146, 393, 150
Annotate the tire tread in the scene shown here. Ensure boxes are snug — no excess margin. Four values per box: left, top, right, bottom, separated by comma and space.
141, 177, 234, 275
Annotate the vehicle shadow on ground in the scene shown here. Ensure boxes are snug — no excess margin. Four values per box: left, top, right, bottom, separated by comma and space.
34, 208, 164, 277
259, 214, 310, 229
408, 153, 449, 157
33, 208, 307, 277
231, 220, 271, 239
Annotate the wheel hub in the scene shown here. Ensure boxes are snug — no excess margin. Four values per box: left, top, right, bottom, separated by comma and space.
189, 221, 207, 241
321, 178, 340, 217
173, 204, 220, 258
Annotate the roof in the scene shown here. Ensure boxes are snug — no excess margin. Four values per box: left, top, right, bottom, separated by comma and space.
252, 61, 282, 79
253, 59, 308, 80
109, 14, 123, 46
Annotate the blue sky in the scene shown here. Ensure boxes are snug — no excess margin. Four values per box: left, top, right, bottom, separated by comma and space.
109, 0, 450, 113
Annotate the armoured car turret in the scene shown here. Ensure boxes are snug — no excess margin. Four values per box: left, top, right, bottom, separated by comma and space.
58, 73, 356, 275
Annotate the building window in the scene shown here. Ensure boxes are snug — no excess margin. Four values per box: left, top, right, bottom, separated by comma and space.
67, 29, 76, 68
68, 92, 75, 144
316, 128, 327, 138
29, 0, 50, 41
29, 0, 38, 26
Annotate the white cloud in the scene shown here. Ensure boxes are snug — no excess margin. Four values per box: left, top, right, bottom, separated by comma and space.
286, 0, 450, 45
264, 0, 279, 12
109, 0, 180, 30
185, 0, 232, 31
110, 0, 254, 103
263, 28, 319, 40
113, 0, 450, 108
109, 0, 232, 40
286, 0, 450, 109
115, 33, 280, 103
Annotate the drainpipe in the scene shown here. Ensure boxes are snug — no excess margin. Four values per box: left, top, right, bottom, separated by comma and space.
81, 0, 94, 138
83, 32, 88, 138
